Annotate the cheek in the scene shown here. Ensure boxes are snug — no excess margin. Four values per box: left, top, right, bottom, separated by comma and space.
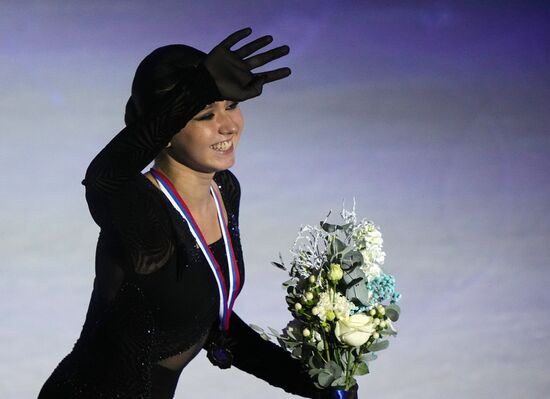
234, 109, 244, 130
234, 111, 244, 144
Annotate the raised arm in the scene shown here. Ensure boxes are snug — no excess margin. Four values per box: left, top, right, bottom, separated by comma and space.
83, 27, 290, 228
83, 64, 217, 199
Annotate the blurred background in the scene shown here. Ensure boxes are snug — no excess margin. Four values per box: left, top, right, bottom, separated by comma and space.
1, 0, 549, 398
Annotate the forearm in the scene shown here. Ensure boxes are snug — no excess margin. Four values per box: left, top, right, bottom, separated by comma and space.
227, 313, 323, 398
83, 64, 217, 198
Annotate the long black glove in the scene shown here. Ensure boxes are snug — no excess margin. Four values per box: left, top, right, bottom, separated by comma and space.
142, 27, 290, 140
203, 27, 291, 101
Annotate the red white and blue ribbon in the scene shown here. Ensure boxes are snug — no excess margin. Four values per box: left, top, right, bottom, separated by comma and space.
149, 168, 241, 331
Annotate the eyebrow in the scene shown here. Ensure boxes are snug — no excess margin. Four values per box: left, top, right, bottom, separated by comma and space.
203, 103, 213, 110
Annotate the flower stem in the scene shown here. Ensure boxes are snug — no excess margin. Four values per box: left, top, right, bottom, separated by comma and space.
344, 348, 353, 390
320, 327, 331, 363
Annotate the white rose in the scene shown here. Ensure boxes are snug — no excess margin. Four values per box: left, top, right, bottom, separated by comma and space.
335, 314, 376, 347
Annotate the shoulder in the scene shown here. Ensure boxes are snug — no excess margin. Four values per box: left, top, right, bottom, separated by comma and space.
214, 169, 241, 222
215, 169, 241, 202
108, 174, 172, 234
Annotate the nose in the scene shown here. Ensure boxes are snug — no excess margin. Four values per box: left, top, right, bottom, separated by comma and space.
217, 110, 239, 135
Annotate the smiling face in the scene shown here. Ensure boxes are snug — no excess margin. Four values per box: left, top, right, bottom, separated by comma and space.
166, 100, 243, 173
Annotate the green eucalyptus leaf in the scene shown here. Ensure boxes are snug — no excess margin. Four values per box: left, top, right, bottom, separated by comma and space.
318, 372, 335, 388
282, 278, 295, 287
268, 327, 281, 337
343, 268, 370, 305
276, 337, 288, 349
350, 298, 363, 307
308, 355, 322, 370
316, 340, 325, 351
340, 222, 352, 231
355, 362, 369, 375
308, 368, 322, 377
332, 238, 347, 253
326, 361, 343, 378
340, 351, 348, 364
271, 261, 286, 270
331, 376, 347, 387
249, 324, 271, 341
291, 346, 302, 359
346, 277, 363, 288
359, 352, 377, 362
385, 304, 400, 322
348, 351, 356, 365
342, 250, 363, 267
249, 324, 265, 334
320, 222, 338, 233
381, 327, 398, 337
368, 340, 389, 352
347, 284, 370, 305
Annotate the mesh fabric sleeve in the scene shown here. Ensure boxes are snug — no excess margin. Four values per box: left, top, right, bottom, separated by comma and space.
82, 64, 219, 275
83, 64, 217, 223
227, 312, 324, 398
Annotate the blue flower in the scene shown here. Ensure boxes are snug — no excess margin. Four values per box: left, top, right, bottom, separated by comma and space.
366, 274, 401, 307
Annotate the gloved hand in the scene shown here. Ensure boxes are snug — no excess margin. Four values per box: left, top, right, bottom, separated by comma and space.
203, 27, 291, 101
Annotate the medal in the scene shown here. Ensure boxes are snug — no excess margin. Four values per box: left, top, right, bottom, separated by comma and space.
150, 168, 242, 339
206, 331, 233, 369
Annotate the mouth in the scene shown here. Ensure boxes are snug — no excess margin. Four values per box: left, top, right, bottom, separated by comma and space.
210, 139, 233, 152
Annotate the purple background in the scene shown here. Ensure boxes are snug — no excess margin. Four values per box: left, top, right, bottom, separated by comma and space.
1, 1, 549, 398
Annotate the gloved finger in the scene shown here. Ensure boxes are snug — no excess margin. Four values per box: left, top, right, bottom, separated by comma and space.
245, 45, 290, 70
234, 35, 273, 58
254, 67, 291, 85
218, 27, 253, 49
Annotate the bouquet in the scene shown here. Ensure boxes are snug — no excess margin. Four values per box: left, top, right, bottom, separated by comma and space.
252, 204, 401, 393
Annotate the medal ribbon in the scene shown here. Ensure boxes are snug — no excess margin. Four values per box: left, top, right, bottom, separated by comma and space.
149, 168, 241, 331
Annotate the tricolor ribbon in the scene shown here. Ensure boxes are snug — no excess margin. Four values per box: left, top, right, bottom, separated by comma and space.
149, 168, 241, 331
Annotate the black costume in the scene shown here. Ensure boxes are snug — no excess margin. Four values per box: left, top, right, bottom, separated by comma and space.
38, 42, 321, 397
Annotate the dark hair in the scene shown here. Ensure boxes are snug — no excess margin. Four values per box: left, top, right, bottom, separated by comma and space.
124, 44, 206, 125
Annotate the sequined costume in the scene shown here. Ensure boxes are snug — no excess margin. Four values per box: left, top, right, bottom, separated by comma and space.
38, 64, 320, 399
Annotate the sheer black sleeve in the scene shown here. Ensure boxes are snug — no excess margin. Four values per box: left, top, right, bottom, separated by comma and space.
227, 312, 323, 398
81, 65, 219, 275
82, 64, 218, 228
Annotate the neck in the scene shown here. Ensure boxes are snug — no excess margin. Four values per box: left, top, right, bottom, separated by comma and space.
153, 152, 215, 213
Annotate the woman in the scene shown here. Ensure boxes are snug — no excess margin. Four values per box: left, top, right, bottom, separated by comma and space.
37, 28, 332, 399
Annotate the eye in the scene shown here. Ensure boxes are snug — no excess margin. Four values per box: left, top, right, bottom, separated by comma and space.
194, 112, 214, 121
226, 102, 239, 111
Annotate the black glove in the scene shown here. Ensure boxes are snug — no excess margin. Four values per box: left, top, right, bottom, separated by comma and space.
203, 27, 291, 101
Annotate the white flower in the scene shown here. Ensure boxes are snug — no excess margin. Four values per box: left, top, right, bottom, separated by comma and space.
333, 293, 353, 320
360, 246, 385, 265
315, 289, 353, 322
360, 260, 382, 281
335, 313, 376, 347
311, 330, 322, 343
365, 229, 383, 246
354, 222, 385, 264
310, 329, 324, 351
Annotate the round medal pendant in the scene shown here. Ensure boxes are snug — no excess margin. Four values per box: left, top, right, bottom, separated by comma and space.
207, 340, 233, 369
